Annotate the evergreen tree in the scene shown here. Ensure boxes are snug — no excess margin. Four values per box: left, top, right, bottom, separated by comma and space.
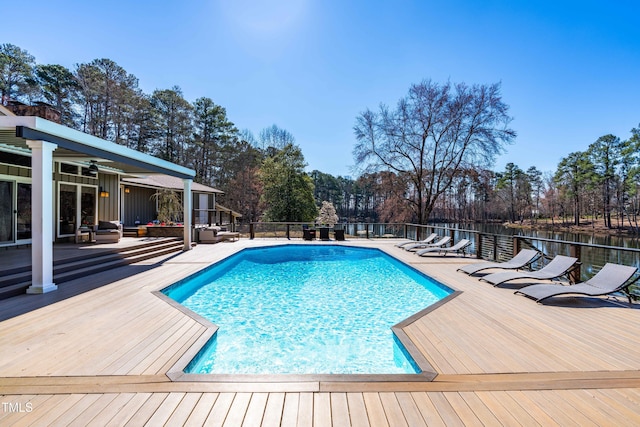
191, 97, 238, 186
33, 64, 79, 127
587, 134, 623, 228
149, 86, 193, 163
554, 152, 596, 226
259, 144, 317, 222
0, 43, 35, 103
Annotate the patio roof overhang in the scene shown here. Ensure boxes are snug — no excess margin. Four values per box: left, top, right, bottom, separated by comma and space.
0, 115, 196, 295
0, 116, 195, 179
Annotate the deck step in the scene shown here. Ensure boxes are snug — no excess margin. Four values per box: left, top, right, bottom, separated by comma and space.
0, 238, 188, 300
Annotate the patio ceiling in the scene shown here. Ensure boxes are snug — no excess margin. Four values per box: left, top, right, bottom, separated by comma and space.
0, 116, 195, 179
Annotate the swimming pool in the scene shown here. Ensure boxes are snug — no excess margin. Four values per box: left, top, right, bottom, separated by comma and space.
162, 245, 453, 375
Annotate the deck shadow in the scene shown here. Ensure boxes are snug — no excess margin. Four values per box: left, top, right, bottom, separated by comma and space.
0, 252, 185, 322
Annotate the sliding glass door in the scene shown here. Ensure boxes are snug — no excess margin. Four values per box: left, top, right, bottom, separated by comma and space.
16, 183, 31, 240
0, 180, 32, 245
0, 180, 14, 244
58, 183, 97, 237
59, 184, 77, 236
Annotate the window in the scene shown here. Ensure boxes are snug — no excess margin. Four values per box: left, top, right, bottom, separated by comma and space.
194, 193, 215, 225
58, 183, 98, 236
59, 184, 77, 235
60, 163, 79, 175
16, 183, 31, 240
0, 151, 30, 168
80, 186, 96, 227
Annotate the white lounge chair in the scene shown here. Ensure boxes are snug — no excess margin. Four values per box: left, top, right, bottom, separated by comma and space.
395, 233, 438, 248
404, 236, 451, 252
415, 239, 472, 257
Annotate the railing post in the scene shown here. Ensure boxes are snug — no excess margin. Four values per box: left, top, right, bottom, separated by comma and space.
513, 236, 520, 257
366, 224, 370, 239
250, 223, 255, 240
475, 233, 482, 259
286, 224, 290, 240
493, 237, 498, 261
449, 229, 455, 243
403, 224, 408, 239
569, 244, 582, 283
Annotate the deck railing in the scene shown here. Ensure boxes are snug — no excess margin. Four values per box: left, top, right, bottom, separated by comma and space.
246, 222, 640, 295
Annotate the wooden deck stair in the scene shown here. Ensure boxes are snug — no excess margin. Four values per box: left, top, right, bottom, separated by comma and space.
0, 238, 187, 300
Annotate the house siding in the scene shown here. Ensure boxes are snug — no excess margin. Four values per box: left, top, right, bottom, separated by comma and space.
122, 186, 156, 226
98, 174, 120, 221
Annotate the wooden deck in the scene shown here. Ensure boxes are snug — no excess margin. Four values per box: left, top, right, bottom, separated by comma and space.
1, 239, 640, 425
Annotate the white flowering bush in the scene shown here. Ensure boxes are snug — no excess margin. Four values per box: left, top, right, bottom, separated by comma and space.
316, 201, 339, 227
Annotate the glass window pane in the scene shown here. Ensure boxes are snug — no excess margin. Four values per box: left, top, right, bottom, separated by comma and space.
0, 181, 14, 242
17, 183, 31, 240
81, 186, 96, 226
59, 184, 77, 235
60, 163, 79, 175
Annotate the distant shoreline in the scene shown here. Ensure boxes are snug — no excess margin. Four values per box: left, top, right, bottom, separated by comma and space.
503, 218, 640, 237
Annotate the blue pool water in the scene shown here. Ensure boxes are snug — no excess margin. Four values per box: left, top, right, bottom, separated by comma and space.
163, 245, 453, 375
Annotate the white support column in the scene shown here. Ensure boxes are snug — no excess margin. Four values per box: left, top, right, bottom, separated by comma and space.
183, 178, 193, 251
26, 140, 58, 294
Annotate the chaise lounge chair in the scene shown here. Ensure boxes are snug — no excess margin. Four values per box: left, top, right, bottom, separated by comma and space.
415, 239, 472, 257
395, 233, 438, 248
515, 263, 639, 304
404, 236, 451, 252
456, 249, 540, 276
480, 255, 578, 287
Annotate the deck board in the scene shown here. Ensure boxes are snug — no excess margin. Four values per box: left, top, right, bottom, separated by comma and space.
1, 240, 639, 424
262, 392, 285, 427
280, 392, 300, 426
329, 392, 351, 427
346, 393, 370, 427
244, 392, 269, 426
205, 392, 235, 426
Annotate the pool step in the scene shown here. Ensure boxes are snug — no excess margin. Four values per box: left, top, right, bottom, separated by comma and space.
0, 238, 189, 300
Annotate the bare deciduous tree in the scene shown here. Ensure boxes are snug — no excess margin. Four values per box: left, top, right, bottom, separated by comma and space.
353, 79, 515, 224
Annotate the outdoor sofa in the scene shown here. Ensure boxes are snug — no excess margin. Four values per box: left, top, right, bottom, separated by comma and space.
93, 220, 122, 244
198, 226, 240, 243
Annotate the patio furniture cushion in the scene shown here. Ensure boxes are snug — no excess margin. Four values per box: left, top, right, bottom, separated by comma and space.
98, 220, 119, 230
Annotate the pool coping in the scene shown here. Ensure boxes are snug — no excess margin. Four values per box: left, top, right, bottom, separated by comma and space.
155, 245, 463, 383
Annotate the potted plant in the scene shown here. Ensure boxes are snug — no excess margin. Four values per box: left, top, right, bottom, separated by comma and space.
148, 189, 184, 237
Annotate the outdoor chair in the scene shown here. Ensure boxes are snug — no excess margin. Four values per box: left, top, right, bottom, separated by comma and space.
415, 239, 471, 257
319, 227, 330, 240
198, 226, 240, 243
457, 249, 540, 276
515, 263, 639, 304
404, 236, 451, 252
93, 220, 122, 244
395, 233, 438, 248
303, 228, 315, 241
480, 255, 578, 287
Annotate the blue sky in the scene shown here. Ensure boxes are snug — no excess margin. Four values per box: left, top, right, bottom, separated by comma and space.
2, 0, 639, 177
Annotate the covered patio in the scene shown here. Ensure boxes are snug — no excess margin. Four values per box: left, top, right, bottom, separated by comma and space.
0, 115, 196, 295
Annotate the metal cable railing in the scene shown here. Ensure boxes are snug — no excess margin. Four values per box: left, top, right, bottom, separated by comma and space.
247, 222, 640, 297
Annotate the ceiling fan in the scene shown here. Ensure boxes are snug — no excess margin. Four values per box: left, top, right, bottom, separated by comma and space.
88, 160, 99, 177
